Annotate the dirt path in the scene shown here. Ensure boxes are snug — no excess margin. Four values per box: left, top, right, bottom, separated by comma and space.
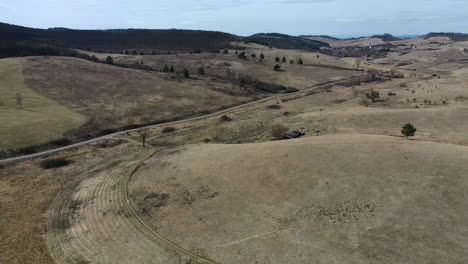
0, 74, 369, 164
45, 149, 216, 264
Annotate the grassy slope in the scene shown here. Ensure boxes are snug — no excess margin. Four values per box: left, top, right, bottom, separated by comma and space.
112, 52, 362, 90
131, 134, 468, 264
20, 56, 258, 138
0, 58, 85, 150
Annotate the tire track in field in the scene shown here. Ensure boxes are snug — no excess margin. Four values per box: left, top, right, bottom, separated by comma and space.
46, 149, 216, 264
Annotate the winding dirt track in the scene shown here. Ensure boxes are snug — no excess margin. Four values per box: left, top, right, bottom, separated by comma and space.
0, 74, 369, 165
46, 149, 217, 264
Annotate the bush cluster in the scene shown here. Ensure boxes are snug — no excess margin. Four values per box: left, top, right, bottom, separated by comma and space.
162, 126, 177, 133
40, 158, 72, 169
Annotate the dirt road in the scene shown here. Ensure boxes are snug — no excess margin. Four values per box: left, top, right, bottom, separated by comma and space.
0, 74, 368, 164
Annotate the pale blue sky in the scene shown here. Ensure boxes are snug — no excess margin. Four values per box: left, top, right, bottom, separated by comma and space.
1, 0, 467, 36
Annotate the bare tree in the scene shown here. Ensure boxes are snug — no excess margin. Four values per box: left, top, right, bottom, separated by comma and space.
139, 130, 149, 147
16, 92, 23, 109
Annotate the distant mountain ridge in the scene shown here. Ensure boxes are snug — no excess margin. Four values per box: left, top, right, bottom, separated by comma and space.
424, 32, 468, 41
0, 22, 239, 52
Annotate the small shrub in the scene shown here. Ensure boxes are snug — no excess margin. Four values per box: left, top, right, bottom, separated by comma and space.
197, 67, 205, 76
360, 96, 370, 107
333, 99, 347, 104
183, 69, 190, 78
203, 138, 211, 143
40, 158, 71, 169
283, 111, 290, 116
366, 90, 380, 102
274, 64, 281, 71
455, 95, 467, 101
105, 56, 113, 65
401, 123, 417, 139
219, 115, 232, 122
267, 104, 281, 109
387, 92, 397, 96
270, 124, 288, 140
161, 127, 176, 133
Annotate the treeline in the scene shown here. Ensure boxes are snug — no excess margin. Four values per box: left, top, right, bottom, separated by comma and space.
0, 43, 78, 58
0, 22, 239, 53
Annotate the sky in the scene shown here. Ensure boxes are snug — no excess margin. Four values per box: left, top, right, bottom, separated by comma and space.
1, 0, 468, 37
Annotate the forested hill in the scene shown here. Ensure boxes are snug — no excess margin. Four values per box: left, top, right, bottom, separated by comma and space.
0, 22, 239, 52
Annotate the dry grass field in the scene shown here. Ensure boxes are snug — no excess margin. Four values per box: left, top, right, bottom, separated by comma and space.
0, 58, 86, 150
20, 56, 262, 140
108, 48, 364, 90
130, 135, 468, 264
1, 36, 468, 264
304, 36, 388, 48
0, 142, 135, 264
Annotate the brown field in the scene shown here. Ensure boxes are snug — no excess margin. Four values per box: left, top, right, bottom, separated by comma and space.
304, 36, 388, 48
109, 49, 364, 90
2, 36, 468, 264
130, 135, 468, 264
20, 56, 264, 140
0, 58, 86, 150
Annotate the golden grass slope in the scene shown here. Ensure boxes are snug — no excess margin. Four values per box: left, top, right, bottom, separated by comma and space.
0, 58, 86, 150
111, 50, 363, 90
131, 134, 468, 264
20, 56, 257, 137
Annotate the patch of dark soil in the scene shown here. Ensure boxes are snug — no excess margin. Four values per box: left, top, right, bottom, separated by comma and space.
144, 192, 170, 208
280, 200, 377, 227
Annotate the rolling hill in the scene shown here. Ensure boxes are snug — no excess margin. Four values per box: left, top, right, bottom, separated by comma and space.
0, 22, 239, 53
245, 33, 330, 51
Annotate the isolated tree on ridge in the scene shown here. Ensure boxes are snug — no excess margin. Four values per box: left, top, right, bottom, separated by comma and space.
401, 124, 417, 139
105, 56, 113, 65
